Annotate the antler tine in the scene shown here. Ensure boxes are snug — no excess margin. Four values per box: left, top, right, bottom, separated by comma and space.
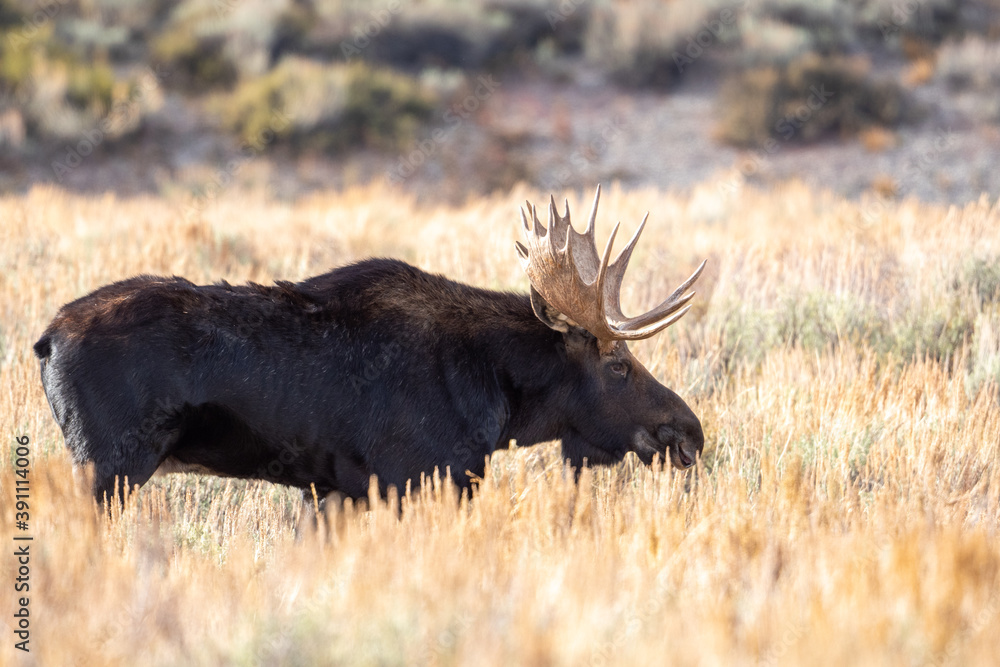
594, 220, 621, 324
517, 187, 704, 344
584, 184, 601, 238
618, 259, 707, 332
603, 212, 648, 320
564, 188, 604, 281
666, 258, 707, 304
529, 202, 545, 237
547, 195, 570, 252
616, 212, 649, 269
619, 303, 696, 340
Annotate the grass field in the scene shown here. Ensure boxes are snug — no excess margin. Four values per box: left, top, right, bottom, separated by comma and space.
1, 180, 999, 666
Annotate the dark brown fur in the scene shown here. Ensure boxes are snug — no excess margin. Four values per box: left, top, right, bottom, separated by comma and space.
34, 258, 703, 504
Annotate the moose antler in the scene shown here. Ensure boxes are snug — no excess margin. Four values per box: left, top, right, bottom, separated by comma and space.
515, 185, 706, 343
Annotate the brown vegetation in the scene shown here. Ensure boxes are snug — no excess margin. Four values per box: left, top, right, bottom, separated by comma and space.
1, 181, 998, 664
716, 54, 907, 147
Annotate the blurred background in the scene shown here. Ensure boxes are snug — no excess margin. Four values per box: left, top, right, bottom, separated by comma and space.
2, 0, 1000, 205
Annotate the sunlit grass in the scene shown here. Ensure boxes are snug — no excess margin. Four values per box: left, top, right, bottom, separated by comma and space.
1, 180, 998, 665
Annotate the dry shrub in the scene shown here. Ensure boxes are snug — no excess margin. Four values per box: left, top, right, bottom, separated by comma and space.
0, 22, 157, 147
584, 0, 737, 88
937, 35, 1000, 91
150, 0, 293, 90
933, 35, 1000, 122
853, 0, 970, 45
751, 0, 856, 54
366, 3, 566, 72
716, 53, 907, 147
151, 29, 239, 93
217, 57, 437, 153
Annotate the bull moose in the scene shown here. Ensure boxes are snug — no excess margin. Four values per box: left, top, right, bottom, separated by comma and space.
34, 186, 705, 505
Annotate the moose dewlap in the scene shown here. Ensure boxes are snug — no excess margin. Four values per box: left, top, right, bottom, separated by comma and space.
34, 186, 705, 505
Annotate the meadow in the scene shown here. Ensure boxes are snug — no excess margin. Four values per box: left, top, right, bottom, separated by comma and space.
1, 179, 998, 666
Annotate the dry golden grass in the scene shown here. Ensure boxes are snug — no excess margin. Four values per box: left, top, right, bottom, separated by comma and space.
1, 180, 999, 666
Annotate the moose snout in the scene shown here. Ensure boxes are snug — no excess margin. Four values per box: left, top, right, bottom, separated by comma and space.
656, 419, 704, 470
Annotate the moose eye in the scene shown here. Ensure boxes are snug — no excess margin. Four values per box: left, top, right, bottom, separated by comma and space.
608, 361, 628, 377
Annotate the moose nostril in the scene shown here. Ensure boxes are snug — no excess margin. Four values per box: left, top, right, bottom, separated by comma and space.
656, 422, 703, 469
677, 447, 693, 467
661, 421, 704, 451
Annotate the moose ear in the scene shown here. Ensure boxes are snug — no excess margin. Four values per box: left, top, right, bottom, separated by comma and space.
530, 286, 580, 334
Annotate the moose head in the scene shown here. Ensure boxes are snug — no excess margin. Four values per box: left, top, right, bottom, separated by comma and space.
516, 186, 706, 470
